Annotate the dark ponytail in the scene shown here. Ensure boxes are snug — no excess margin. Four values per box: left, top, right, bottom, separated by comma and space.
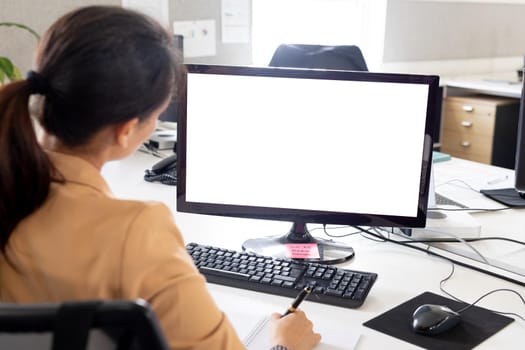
0, 81, 55, 250
0, 6, 183, 250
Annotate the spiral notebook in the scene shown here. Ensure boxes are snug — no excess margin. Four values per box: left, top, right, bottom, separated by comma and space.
243, 316, 271, 349
229, 311, 360, 350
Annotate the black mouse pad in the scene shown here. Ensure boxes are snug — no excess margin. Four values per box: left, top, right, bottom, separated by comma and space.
363, 291, 514, 350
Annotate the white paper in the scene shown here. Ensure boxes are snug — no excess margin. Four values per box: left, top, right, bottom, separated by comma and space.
229, 310, 360, 350
121, 0, 169, 26
221, 0, 250, 43
173, 20, 216, 58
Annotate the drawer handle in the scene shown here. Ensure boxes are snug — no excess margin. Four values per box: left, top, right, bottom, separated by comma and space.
461, 141, 471, 148
461, 121, 473, 127
462, 105, 474, 112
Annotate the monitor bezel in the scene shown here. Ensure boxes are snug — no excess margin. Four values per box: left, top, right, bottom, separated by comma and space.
515, 75, 525, 193
176, 64, 439, 228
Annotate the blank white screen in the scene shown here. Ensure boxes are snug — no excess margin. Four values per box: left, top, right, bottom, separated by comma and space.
185, 72, 429, 217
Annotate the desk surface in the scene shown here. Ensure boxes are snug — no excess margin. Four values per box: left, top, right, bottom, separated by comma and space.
101, 152, 525, 349
443, 74, 522, 99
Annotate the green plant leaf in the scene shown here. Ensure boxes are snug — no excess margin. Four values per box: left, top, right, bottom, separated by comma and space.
0, 57, 15, 77
0, 22, 40, 40
0, 56, 20, 81
0, 22, 39, 83
13, 65, 22, 80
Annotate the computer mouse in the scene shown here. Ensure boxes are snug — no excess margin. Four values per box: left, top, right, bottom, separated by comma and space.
412, 304, 461, 336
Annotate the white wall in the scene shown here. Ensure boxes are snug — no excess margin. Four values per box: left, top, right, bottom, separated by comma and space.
251, 0, 525, 78
0, 0, 120, 74
3, 0, 525, 78
380, 0, 525, 77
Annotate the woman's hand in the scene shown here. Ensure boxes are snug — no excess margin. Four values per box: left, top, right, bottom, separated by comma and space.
269, 309, 321, 350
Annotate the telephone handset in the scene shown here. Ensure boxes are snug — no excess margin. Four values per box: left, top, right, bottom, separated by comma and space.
144, 154, 177, 185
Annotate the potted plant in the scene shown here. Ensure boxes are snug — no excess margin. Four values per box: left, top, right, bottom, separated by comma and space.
0, 22, 40, 83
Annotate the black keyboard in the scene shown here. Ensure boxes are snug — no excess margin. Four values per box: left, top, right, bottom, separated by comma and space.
186, 242, 378, 309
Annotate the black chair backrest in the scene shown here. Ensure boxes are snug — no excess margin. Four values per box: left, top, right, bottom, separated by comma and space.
0, 299, 169, 350
269, 44, 368, 71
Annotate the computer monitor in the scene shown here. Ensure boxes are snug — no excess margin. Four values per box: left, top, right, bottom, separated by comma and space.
158, 97, 178, 124
480, 74, 525, 207
158, 35, 184, 124
176, 64, 439, 264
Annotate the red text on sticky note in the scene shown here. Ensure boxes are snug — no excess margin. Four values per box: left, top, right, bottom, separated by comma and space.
284, 243, 320, 259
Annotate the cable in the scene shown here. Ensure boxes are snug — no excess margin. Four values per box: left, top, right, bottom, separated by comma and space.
391, 228, 489, 264
435, 178, 480, 193
143, 169, 177, 186
320, 225, 388, 242
457, 289, 525, 321
439, 263, 525, 321
352, 226, 525, 288
363, 227, 389, 242
378, 225, 525, 269
356, 226, 525, 320
316, 224, 361, 238
391, 235, 525, 247
429, 206, 511, 213
330, 225, 525, 319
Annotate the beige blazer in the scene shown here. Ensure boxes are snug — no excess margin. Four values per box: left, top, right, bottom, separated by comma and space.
0, 151, 245, 350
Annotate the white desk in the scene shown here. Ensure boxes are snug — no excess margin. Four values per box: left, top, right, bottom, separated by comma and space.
101, 152, 525, 349
443, 74, 521, 99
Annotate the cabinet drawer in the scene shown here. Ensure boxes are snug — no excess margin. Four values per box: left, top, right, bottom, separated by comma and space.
440, 146, 491, 164
444, 99, 496, 118
441, 129, 492, 164
440, 94, 519, 168
442, 105, 495, 136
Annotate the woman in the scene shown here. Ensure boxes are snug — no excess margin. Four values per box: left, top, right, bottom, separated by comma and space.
0, 6, 320, 350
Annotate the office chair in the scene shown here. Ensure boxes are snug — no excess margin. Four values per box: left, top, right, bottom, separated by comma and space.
269, 44, 368, 71
0, 299, 170, 350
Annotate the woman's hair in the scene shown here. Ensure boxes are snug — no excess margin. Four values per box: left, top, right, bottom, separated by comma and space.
0, 6, 183, 250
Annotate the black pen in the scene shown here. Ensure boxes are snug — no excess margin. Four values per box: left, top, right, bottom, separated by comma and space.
282, 286, 312, 317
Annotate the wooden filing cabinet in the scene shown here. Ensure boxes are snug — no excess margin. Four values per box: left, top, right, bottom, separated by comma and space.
440, 95, 520, 169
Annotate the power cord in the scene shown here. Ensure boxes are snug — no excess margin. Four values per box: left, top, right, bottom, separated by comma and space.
320, 225, 525, 287
358, 225, 525, 318
308, 224, 360, 238
391, 235, 525, 247
429, 206, 511, 213
323, 224, 525, 321
387, 227, 489, 264
316, 224, 387, 242
319, 224, 525, 320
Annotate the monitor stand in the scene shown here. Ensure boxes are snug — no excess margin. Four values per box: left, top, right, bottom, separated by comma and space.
242, 221, 355, 265
480, 188, 525, 207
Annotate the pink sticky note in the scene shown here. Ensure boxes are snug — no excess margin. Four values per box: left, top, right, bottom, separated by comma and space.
284, 243, 320, 259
